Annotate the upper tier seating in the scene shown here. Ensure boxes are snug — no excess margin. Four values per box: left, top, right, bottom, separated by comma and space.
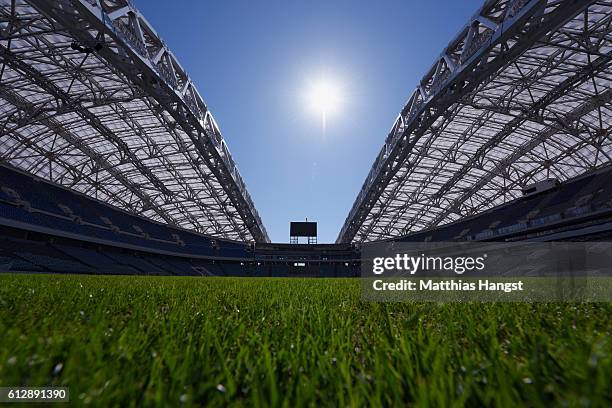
397, 166, 612, 242
0, 164, 250, 258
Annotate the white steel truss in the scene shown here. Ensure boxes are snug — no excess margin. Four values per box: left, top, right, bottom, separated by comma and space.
0, 0, 269, 242
338, 0, 612, 243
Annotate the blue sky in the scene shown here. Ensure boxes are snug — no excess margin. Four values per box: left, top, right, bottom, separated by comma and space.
136, 0, 483, 243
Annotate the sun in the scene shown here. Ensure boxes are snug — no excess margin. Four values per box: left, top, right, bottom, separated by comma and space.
306, 78, 342, 116
303, 75, 344, 135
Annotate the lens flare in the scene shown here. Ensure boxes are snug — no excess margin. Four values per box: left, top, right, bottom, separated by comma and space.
303, 76, 344, 136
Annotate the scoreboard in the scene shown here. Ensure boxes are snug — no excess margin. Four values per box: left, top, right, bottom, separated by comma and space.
290, 222, 317, 237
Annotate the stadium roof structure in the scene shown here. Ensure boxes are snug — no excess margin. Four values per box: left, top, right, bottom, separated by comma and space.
0, 0, 269, 242
337, 0, 612, 243
1, 0, 610, 247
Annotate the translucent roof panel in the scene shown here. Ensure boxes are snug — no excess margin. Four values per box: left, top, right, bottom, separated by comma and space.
0, 0, 269, 242
338, 0, 611, 243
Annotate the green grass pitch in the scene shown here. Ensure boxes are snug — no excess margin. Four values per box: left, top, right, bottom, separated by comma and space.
0, 274, 610, 406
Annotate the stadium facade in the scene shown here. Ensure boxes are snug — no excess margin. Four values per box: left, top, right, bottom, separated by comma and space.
0, 0, 610, 277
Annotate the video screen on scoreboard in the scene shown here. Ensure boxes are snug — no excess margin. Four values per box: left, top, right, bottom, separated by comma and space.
290, 221, 317, 237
